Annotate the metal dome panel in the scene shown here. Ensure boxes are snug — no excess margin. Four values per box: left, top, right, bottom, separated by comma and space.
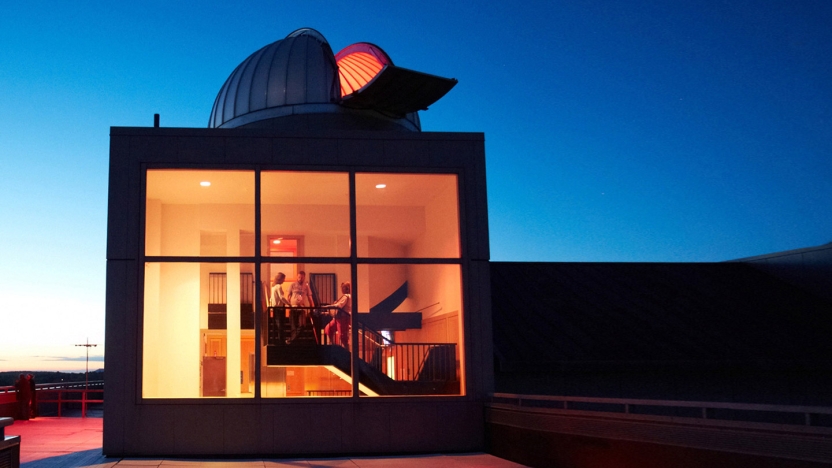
209, 29, 340, 128
208, 28, 434, 132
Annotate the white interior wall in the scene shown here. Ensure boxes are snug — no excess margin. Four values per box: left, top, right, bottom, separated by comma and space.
142, 263, 160, 397
408, 183, 460, 258
406, 264, 461, 320
160, 205, 199, 256
145, 199, 161, 256
146, 262, 200, 398
262, 204, 348, 257
143, 200, 161, 396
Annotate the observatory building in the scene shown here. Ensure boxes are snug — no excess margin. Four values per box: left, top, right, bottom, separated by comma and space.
104, 28, 491, 456
104, 27, 832, 465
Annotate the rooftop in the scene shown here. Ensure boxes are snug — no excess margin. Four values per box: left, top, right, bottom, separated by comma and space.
6, 417, 523, 467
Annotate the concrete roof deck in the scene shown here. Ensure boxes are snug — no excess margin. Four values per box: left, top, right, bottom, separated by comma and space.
6, 417, 524, 467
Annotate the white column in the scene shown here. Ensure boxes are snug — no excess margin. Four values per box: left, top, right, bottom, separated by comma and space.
226, 231, 241, 397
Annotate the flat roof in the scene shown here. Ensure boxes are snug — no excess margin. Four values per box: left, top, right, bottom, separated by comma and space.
6, 417, 523, 466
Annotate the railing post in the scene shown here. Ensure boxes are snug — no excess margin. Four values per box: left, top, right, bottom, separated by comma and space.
57, 391, 62, 417
82, 389, 87, 418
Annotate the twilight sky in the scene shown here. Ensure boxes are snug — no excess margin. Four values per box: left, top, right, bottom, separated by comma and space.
1, 1, 831, 371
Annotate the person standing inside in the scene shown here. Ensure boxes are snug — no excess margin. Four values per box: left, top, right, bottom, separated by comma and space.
286, 270, 315, 344
14, 374, 30, 420
271, 273, 290, 342
324, 282, 351, 348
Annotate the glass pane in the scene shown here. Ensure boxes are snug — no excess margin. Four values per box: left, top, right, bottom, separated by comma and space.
260, 263, 353, 397
261, 171, 350, 258
356, 264, 463, 396
142, 262, 255, 399
356, 173, 460, 258
145, 170, 255, 257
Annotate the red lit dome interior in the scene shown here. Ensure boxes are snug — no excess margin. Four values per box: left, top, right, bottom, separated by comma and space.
335, 43, 392, 97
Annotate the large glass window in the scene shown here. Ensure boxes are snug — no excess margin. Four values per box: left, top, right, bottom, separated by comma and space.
260, 262, 353, 398
145, 170, 255, 257
261, 171, 350, 258
356, 264, 463, 396
356, 173, 460, 258
143, 262, 255, 398
143, 169, 464, 399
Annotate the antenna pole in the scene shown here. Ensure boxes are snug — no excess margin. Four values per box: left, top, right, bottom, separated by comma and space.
74, 338, 98, 392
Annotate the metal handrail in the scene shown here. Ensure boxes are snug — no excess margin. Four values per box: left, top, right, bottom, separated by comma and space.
491, 392, 832, 427
0, 381, 104, 418
356, 320, 393, 346
36, 388, 104, 418
356, 321, 456, 382
0, 380, 104, 395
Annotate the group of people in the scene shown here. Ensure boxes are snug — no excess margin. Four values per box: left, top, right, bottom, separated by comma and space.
14, 373, 37, 420
269, 270, 352, 348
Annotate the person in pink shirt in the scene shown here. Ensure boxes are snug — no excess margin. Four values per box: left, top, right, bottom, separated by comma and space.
325, 282, 352, 348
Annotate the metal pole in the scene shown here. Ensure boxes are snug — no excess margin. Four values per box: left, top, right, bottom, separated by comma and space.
74, 337, 98, 417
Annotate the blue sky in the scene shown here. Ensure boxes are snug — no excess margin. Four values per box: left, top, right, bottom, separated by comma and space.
1, 1, 831, 370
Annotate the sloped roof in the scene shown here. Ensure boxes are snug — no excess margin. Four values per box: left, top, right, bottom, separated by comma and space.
491, 262, 832, 371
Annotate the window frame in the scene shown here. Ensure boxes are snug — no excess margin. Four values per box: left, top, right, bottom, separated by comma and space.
139, 166, 466, 402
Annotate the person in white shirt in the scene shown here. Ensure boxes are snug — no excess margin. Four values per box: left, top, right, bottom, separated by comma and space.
270, 273, 289, 341
286, 271, 315, 343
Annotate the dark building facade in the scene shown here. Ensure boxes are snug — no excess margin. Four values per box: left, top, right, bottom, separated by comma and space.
104, 29, 493, 456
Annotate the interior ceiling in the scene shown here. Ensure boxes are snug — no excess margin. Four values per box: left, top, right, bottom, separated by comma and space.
146, 170, 254, 204
147, 170, 457, 207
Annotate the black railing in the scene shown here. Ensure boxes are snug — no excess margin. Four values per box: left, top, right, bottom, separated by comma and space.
490, 393, 832, 429
306, 390, 350, 396
357, 321, 456, 382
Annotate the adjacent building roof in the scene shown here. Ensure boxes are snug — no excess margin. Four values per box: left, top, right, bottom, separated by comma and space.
491, 262, 832, 369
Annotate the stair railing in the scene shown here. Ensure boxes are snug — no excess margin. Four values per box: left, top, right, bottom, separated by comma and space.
356, 321, 457, 382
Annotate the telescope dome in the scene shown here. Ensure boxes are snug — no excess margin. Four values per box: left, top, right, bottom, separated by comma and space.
209, 28, 421, 131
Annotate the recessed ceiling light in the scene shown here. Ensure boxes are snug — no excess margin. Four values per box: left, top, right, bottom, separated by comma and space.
272, 239, 281, 244
375, 184, 386, 189
200, 181, 211, 187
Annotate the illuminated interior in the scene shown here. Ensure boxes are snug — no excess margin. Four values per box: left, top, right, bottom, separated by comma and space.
357, 264, 464, 396
260, 262, 354, 397
143, 262, 255, 398
356, 173, 460, 258
145, 170, 255, 257
335, 43, 391, 97
261, 171, 350, 257
143, 169, 463, 398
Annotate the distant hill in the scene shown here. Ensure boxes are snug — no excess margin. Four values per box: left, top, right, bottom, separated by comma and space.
0, 369, 104, 387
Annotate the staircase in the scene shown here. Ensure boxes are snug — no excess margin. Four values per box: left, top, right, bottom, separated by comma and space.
265, 311, 459, 395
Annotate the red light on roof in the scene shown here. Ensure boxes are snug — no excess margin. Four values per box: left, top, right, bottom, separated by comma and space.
336, 43, 392, 97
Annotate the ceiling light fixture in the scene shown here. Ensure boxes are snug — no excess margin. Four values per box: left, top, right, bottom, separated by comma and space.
375, 184, 386, 189
200, 181, 211, 187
